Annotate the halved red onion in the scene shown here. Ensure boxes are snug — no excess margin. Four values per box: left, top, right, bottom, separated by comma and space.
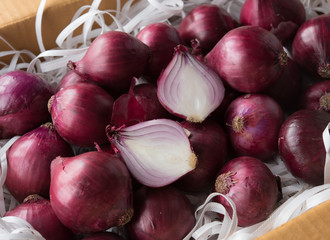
292, 14, 330, 79
106, 119, 197, 187
0, 70, 53, 139
49, 151, 133, 233
178, 4, 236, 55
49, 82, 114, 147
240, 0, 306, 43
300, 80, 330, 113
5, 122, 73, 202
157, 45, 225, 123
206, 26, 287, 93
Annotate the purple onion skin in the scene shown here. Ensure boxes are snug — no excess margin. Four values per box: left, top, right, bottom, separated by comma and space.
69, 31, 150, 97
278, 109, 330, 185
240, 0, 305, 43
137, 23, 183, 82
82, 232, 125, 240
49, 82, 114, 147
205, 26, 287, 93
225, 94, 284, 160
300, 80, 330, 113
292, 15, 330, 79
50, 151, 133, 234
5, 123, 73, 203
175, 119, 228, 192
126, 186, 195, 240
5, 195, 75, 240
0, 70, 53, 139
178, 4, 236, 55
55, 70, 89, 92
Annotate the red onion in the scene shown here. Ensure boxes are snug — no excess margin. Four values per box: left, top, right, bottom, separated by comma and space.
49, 82, 114, 147
126, 186, 195, 240
5, 194, 74, 240
278, 109, 330, 185
68, 31, 150, 96
206, 26, 287, 93
240, 0, 306, 43
49, 151, 133, 233
225, 94, 284, 160
136, 22, 183, 81
300, 80, 330, 113
5, 123, 73, 202
214, 156, 279, 227
106, 119, 197, 187
0, 70, 53, 139
178, 4, 236, 55
82, 232, 125, 240
175, 119, 228, 192
55, 70, 89, 92
292, 14, 330, 79
157, 45, 225, 123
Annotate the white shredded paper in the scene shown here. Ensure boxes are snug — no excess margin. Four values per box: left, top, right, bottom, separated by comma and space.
0, 0, 330, 239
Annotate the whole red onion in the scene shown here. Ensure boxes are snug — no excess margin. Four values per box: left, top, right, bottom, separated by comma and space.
68, 31, 150, 96
55, 70, 89, 92
206, 26, 287, 93
292, 14, 330, 79
136, 22, 183, 81
175, 119, 228, 192
49, 82, 114, 147
82, 232, 125, 240
5, 194, 74, 240
178, 4, 236, 55
214, 156, 279, 227
0, 70, 53, 139
225, 94, 284, 160
5, 122, 73, 202
126, 186, 195, 240
278, 109, 330, 185
240, 0, 306, 43
49, 151, 133, 233
300, 80, 330, 113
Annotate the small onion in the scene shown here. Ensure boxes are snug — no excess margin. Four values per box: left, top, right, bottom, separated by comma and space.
5, 123, 73, 202
278, 109, 330, 185
82, 232, 125, 240
292, 14, 330, 79
68, 31, 150, 96
49, 151, 133, 233
178, 4, 236, 55
126, 186, 195, 240
157, 45, 225, 123
5, 194, 75, 240
206, 26, 287, 93
55, 70, 89, 92
0, 70, 53, 139
300, 80, 330, 113
240, 0, 306, 43
214, 156, 279, 227
49, 82, 114, 147
106, 119, 197, 187
225, 94, 284, 160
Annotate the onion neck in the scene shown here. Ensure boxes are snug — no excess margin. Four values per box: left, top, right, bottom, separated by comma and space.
118, 208, 134, 226
279, 49, 288, 66
319, 93, 330, 111
23, 194, 44, 204
215, 171, 237, 194
318, 63, 330, 78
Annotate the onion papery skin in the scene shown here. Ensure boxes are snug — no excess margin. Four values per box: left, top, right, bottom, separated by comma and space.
157, 45, 225, 123
300, 80, 330, 113
178, 4, 236, 55
278, 109, 330, 185
126, 186, 195, 240
205, 26, 287, 93
5, 194, 75, 240
0, 70, 53, 139
82, 232, 125, 240
55, 70, 89, 92
175, 119, 228, 192
225, 94, 284, 160
240, 0, 305, 43
69, 31, 150, 96
214, 156, 279, 227
292, 14, 330, 79
49, 82, 114, 147
106, 119, 197, 187
49, 151, 133, 233
136, 23, 183, 82
5, 123, 73, 203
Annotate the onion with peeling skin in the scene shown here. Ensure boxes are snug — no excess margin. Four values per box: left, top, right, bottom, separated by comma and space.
106, 119, 197, 187
157, 45, 225, 123
300, 80, 330, 113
